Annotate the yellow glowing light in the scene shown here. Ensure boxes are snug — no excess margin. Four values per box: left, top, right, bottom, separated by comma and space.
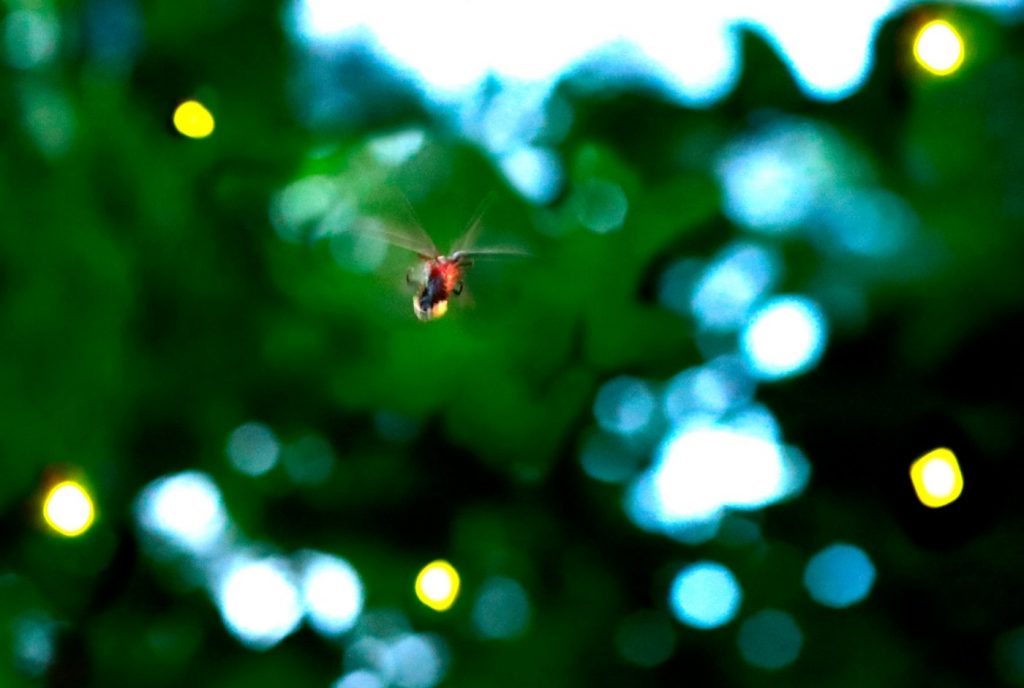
415, 560, 461, 611
913, 20, 964, 76
173, 100, 215, 139
43, 481, 95, 536
910, 448, 964, 508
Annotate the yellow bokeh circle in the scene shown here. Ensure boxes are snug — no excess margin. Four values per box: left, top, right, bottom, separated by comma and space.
910, 448, 964, 508
415, 559, 461, 611
913, 20, 964, 76
173, 100, 216, 139
43, 480, 95, 536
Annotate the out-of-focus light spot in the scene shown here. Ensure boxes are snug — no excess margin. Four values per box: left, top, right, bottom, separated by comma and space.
914, 20, 964, 76
718, 142, 811, 232
282, 434, 335, 486
716, 121, 838, 233
820, 188, 916, 257
725, 403, 782, 442
172, 100, 215, 139
472, 81, 556, 153
369, 128, 425, 166
498, 146, 562, 204
778, 446, 812, 502
615, 610, 675, 667
626, 475, 722, 543
21, 83, 77, 158
334, 670, 385, 688
136, 471, 228, 555
344, 630, 445, 688
580, 431, 640, 484
627, 404, 807, 539
652, 426, 788, 522
415, 560, 460, 611
910, 447, 964, 508
355, 609, 412, 641
299, 551, 364, 636
271, 175, 342, 243
669, 561, 742, 629
594, 376, 656, 436
85, 0, 143, 72
346, 637, 400, 681
3, 10, 60, 70
226, 422, 280, 477
472, 576, 531, 640
803, 543, 876, 608
922, 457, 956, 494
573, 179, 628, 233
216, 556, 303, 650
625, 475, 680, 534
12, 615, 55, 677
290, 0, 361, 43
389, 634, 446, 688
43, 481, 95, 537
737, 609, 803, 670
690, 243, 779, 331
329, 221, 389, 273
658, 258, 703, 317
315, 189, 359, 238
741, 296, 827, 380
663, 357, 755, 421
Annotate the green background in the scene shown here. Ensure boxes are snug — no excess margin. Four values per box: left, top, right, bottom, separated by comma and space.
3, 2, 1024, 686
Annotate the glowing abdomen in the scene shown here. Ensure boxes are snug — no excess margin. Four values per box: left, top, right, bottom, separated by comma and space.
413, 272, 450, 321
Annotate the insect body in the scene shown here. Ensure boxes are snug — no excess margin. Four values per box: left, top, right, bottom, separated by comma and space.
413, 253, 466, 321
360, 202, 523, 321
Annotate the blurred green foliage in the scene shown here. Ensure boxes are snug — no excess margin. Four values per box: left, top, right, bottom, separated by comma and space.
4, 2, 1024, 687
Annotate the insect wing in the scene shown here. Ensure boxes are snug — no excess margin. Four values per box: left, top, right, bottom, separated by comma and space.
451, 245, 530, 263
351, 216, 438, 259
451, 194, 495, 255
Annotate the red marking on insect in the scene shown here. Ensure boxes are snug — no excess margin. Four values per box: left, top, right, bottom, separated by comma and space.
355, 199, 526, 321
412, 254, 465, 322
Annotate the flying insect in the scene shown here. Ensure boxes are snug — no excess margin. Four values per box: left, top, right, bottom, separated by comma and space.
360, 204, 525, 321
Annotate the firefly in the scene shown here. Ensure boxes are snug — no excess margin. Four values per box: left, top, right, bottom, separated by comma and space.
362, 203, 525, 321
